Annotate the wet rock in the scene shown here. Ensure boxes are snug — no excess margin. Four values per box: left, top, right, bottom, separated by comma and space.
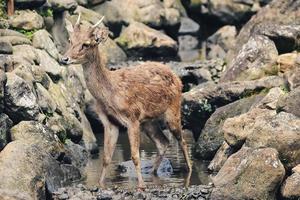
118, 158, 173, 178
32, 29, 60, 60
14, 0, 46, 8
9, 10, 44, 30
4, 72, 40, 122
194, 94, 264, 159
211, 147, 285, 200
208, 142, 235, 173
245, 112, 300, 170
0, 40, 13, 54
281, 164, 300, 199
47, 0, 78, 11
207, 25, 237, 60
116, 22, 178, 58
182, 76, 284, 139
277, 87, 300, 118
221, 34, 278, 82
0, 114, 13, 151
223, 108, 276, 148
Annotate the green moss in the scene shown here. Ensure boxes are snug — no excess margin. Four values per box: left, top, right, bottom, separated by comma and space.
13, 28, 37, 40
115, 36, 129, 48
37, 8, 53, 17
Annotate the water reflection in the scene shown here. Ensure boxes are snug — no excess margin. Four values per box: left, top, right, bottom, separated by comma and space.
83, 130, 210, 188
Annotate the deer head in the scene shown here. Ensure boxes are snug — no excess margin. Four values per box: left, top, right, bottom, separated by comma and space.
61, 14, 108, 65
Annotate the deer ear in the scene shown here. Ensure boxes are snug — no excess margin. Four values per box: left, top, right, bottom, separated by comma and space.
94, 27, 109, 44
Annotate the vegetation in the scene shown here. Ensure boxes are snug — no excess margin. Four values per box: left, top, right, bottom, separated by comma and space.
37, 8, 53, 17
0, 0, 7, 19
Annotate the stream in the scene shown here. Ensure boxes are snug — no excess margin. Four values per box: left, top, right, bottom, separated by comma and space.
83, 129, 211, 189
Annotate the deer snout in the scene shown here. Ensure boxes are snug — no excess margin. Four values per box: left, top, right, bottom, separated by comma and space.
60, 57, 70, 65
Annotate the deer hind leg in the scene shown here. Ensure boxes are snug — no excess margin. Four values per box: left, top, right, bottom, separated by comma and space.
127, 121, 145, 189
165, 106, 192, 173
142, 120, 170, 174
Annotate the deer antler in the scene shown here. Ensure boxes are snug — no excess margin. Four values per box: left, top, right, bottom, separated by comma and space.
92, 16, 105, 28
75, 13, 81, 25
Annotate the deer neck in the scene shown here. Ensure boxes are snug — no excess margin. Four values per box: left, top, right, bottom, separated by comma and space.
82, 46, 114, 96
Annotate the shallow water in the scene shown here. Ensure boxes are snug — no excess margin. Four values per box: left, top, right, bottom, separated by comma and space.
83, 130, 211, 189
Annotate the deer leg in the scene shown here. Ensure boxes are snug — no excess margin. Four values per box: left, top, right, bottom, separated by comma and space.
142, 120, 169, 174
165, 107, 192, 173
127, 121, 145, 189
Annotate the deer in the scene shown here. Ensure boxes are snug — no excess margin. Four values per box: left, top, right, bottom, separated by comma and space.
61, 14, 192, 189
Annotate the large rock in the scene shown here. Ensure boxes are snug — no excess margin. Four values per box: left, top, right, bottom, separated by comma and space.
9, 10, 44, 30
32, 29, 60, 60
0, 114, 13, 151
47, 0, 78, 11
35, 82, 57, 115
194, 94, 264, 159
182, 76, 284, 138
99, 38, 127, 65
207, 25, 237, 60
4, 73, 40, 122
211, 147, 285, 200
281, 165, 300, 199
35, 49, 62, 79
277, 86, 300, 118
0, 35, 31, 46
0, 40, 13, 54
116, 22, 178, 58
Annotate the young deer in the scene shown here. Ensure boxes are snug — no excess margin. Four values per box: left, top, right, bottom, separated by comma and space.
61, 15, 192, 189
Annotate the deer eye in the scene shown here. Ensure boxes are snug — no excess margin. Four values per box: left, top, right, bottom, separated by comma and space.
81, 42, 90, 50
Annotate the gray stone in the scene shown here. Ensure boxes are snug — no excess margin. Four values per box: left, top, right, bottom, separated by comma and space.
35, 83, 57, 114
47, 0, 78, 11
281, 165, 300, 199
99, 38, 127, 65
0, 36, 31, 45
0, 114, 13, 151
4, 72, 40, 122
35, 49, 62, 79
277, 87, 300, 118
0, 70, 6, 112
9, 10, 44, 30
178, 17, 200, 35
211, 147, 285, 200
0, 41, 13, 54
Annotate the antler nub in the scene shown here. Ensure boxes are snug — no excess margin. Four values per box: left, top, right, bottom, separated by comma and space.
75, 13, 81, 25
92, 16, 105, 28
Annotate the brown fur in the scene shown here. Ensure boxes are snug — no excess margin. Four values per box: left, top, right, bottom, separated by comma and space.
62, 23, 192, 189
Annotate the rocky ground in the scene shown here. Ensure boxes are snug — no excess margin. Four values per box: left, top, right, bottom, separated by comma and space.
0, 0, 299, 199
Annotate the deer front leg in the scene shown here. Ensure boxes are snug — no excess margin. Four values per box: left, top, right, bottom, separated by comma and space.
128, 121, 145, 189
99, 123, 119, 187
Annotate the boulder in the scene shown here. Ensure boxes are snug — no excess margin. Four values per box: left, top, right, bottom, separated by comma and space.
281, 165, 300, 199
211, 147, 285, 200
228, 0, 300, 66
35, 83, 57, 114
277, 87, 300, 117
194, 94, 264, 159
0, 29, 28, 38
12, 45, 38, 67
32, 29, 60, 60
9, 10, 44, 30
276, 52, 300, 73
0, 41, 13, 54
182, 76, 284, 138
245, 112, 300, 170
4, 72, 40, 122
178, 17, 200, 35
35, 49, 62, 79
0, 36, 31, 45
285, 65, 300, 90
207, 25, 237, 60
116, 22, 178, 58
99, 38, 127, 65
0, 114, 13, 151
47, 0, 78, 11
178, 35, 200, 62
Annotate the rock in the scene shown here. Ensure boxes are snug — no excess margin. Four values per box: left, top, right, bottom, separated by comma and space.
223, 108, 276, 148
87, 0, 105, 6
281, 164, 300, 199
0, 70, 5, 112
178, 17, 200, 35
12, 45, 38, 67
211, 147, 285, 200
207, 25, 237, 60
0, 114, 13, 151
194, 94, 264, 159
32, 29, 60, 60
285, 66, 300, 90
277, 52, 299, 73
116, 22, 178, 58
4, 72, 40, 122
9, 10, 44, 30
50, 11, 69, 53
35, 83, 57, 114
73, 5, 104, 25
64, 140, 88, 170
12, 65, 35, 87
245, 112, 300, 170
254, 87, 285, 110
118, 158, 173, 178
35, 49, 62, 79
31, 65, 52, 89
0, 189, 32, 200
227, 0, 300, 72
208, 142, 235, 173
277, 87, 300, 117
0, 29, 28, 38
0, 36, 31, 45
99, 38, 127, 65
47, 0, 78, 11
14, 0, 46, 8
0, 41, 13, 54
182, 76, 284, 138
178, 35, 200, 62
221, 35, 278, 82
